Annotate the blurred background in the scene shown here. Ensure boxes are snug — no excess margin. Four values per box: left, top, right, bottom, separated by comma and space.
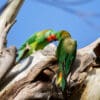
0, 0, 100, 48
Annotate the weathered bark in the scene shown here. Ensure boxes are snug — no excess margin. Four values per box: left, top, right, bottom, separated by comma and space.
0, 0, 24, 82
0, 0, 24, 35
0, 44, 57, 100
0, 39, 99, 100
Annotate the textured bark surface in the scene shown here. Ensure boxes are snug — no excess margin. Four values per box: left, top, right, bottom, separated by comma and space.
0, 39, 99, 100
0, 0, 24, 82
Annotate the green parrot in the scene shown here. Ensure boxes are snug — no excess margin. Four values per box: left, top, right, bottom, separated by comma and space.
55, 31, 77, 93
16, 29, 58, 62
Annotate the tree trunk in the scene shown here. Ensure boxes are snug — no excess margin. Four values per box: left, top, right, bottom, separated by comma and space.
0, 0, 24, 82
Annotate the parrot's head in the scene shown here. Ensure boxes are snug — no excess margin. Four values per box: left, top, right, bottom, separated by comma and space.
56, 30, 71, 41
40, 30, 71, 43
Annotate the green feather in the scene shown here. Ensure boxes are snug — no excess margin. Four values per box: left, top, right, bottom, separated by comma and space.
19, 30, 50, 50
17, 29, 57, 62
56, 37, 77, 91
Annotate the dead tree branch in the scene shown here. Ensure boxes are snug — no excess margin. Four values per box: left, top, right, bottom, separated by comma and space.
0, 0, 25, 82
0, 39, 99, 100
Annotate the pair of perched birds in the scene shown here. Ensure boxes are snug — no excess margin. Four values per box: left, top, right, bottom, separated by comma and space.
0, 1, 77, 92
17, 29, 77, 95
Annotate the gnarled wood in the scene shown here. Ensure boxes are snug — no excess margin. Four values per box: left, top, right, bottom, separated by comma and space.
0, 0, 25, 82
0, 39, 99, 100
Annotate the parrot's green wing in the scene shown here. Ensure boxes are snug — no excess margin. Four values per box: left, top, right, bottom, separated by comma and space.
19, 34, 36, 50
56, 38, 68, 91
65, 40, 77, 75
56, 38, 77, 91
19, 30, 51, 50
17, 29, 56, 62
